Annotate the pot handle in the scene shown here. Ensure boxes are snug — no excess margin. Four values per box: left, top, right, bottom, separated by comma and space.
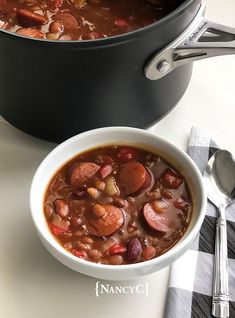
145, 1, 235, 80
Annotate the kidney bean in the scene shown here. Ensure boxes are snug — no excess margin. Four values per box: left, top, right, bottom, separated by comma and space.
99, 164, 113, 179
109, 255, 123, 265
161, 169, 183, 189
88, 249, 102, 260
16, 27, 45, 38
142, 245, 156, 260
49, 21, 64, 33
87, 187, 100, 199
113, 196, 127, 208
69, 162, 100, 187
86, 204, 124, 237
53, 12, 79, 32
109, 244, 127, 256
118, 161, 148, 195
151, 199, 169, 213
54, 199, 69, 218
17, 9, 48, 27
161, 189, 173, 199
116, 147, 139, 162
126, 237, 142, 261
92, 204, 106, 218
143, 203, 169, 233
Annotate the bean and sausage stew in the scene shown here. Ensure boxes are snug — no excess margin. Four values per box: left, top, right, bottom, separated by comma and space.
44, 145, 192, 265
0, 0, 183, 40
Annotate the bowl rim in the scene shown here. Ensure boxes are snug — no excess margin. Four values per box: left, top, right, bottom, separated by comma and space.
30, 126, 207, 272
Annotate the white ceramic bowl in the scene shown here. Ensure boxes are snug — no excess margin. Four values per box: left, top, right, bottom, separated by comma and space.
30, 127, 207, 281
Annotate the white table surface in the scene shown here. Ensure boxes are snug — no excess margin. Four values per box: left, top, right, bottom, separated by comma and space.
0, 0, 235, 317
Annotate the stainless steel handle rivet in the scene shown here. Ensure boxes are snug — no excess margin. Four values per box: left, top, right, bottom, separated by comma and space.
157, 60, 171, 74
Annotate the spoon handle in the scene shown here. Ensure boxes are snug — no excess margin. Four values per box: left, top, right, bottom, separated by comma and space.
212, 217, 229, 317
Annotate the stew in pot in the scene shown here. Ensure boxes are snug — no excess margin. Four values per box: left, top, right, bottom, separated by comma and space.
44, 145, 192, 265
0, 0, 183, 40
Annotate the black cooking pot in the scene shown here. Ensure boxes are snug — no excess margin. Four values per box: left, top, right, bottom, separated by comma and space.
0, 0, 234, 142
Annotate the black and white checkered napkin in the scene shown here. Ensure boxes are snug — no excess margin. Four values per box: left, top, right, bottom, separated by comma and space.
165, 127, 235, 318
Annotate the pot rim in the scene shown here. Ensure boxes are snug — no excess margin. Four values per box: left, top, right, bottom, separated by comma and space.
0, 0, 198, 47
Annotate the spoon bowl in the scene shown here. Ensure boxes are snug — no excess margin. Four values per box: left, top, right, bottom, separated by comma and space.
204, 150, 235, 211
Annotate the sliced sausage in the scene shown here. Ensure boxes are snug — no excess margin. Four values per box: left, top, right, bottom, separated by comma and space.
161, 169, 183, 189
143, 203, 169, 233
86, 204, 124, 237
17, 9, 48, 27
53, 12, 79, 32
69, 162, 100, 187
16, 27, 45, 38
118, 161, 148, 195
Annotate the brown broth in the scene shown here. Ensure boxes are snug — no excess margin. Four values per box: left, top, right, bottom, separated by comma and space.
0, 0, 184, 40
44, 145, 192, 265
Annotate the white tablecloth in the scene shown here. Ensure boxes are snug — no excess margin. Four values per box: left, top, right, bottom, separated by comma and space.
0, 0, 235, 317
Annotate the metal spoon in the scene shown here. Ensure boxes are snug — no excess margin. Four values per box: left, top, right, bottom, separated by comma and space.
204, 150, 235, 318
